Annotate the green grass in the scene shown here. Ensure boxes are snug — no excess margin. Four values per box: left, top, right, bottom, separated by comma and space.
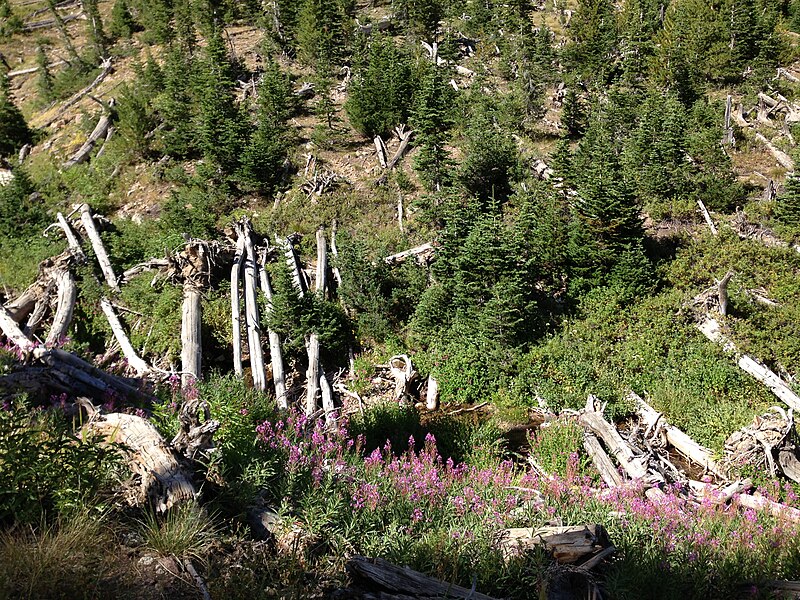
137, 503, 218, 563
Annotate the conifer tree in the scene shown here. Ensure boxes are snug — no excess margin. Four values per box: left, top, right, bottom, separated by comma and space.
109, 0, 135, 40
567, 0, 619, 82
296, 0, 347, 70
35, 44, 54, 103
560, 88, 586, 137
568, 110, 645, 291
411, 66, 453, 191
157, 45, 198, 157
345, 35, 414, 138
0, 76, 32, 157
0, 0, 22, 38
395, 0, 443, 37
82, 0, 107, 59
459, 113, 519, 206
776, 172, 800, 235
195, 26, 246, 175
239, 61, 294, 193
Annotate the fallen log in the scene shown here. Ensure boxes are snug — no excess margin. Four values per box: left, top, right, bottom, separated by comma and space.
22, 11, 83, 32
231, 233, 245, 377
386, 126, 413, 170
696, 199, 718, 235
374, 135, 388, 168
737, 492, 800, 522
81, 406, 196, 512
77, 203, 119, 291
346, 556, 500, 600
631, 391, 724, 478
500, 524, 613, 565
579, 396, 648, 480
38, 57, 112, 128
45, 268, 76, 347
697, 316, 800, 412
583, 431, 624, 487
63, 104, 114, 168
384, 242, 434, 265
241, 220, 266, 391
755, 132, 795, 170
99, 296, 149, 376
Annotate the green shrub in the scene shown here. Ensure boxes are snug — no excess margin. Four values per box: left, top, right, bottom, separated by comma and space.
0, 402, 118, 526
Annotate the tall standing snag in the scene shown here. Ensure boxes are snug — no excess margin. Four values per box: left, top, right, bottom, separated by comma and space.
258, 249, 287, 409
240, 219, 266, 391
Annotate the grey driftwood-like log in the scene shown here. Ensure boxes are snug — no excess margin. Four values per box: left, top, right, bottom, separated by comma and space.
388, 354, 418, 402
258, 249, 287, 409
39, 57, 113, 128
82, 407, 196, 512
305, 333, 321, 415
374, 135, 388, 168
22, 11, 83, 32
280, 235, 308, 295
583, 431, 624, 487
737, 492, 800, 522
696, 199, 718, 235
330, 220, 343, 288
78, 203, 119, 292
425, 375, 439, 410
240, 219, 266, 391
45, 268, 76, 346
63, 104, 114, 168
631, 391, 724, 477
722, 95, 734, 145
171, 398, 220, 461
346, 556, 500, 600
579, 396, 649, 480
99, 297, 149, 376
386, 126, 413, 170
181, 285, 202, 385
697, 316, 800, 412
314, 228, 336, 424
718, 270, 733, 316
755, 132, 795, 170
384, 242, 435, 265
500, 524, 614, 565
120, 258, 170, 284
231, 233, 245, 377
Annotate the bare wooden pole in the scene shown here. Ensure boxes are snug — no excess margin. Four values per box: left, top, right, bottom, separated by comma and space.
98, 297, 149, 375
45, 269, 76, 347
180, 285, 202, 386
305, 334, 321, 415
241, 220, 266, 391
258, 250, 287, 409
78, 203, 119, 292
231, 234, 245, 377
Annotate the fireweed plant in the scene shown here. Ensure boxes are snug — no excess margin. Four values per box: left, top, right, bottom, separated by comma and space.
254, 409, 800, 599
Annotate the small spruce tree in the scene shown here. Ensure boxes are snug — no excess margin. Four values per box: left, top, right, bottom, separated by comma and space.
0, 76, 33, 157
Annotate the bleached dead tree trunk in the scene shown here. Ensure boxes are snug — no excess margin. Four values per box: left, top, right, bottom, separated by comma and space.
231, 233, 245, 377
63, 103, 114, 168
697, 199, 718, 235
241, 220, 266, 391
755, 132, 795, 170
45, 268, 76, 346
40, 57, 112, 128
425, 375, 439, 410
100, 296, 150, 376
258, 249, 287, 409
718, 271, 733, 316
583, 431, 625, 487
181, 285, 202, 386
78, 203, 119, 292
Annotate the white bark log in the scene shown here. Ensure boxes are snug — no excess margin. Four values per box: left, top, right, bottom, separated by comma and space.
425, 375, 439, 411
579, 396, 649, 480
56, 212, 85, 256
697, 316, 800, 412
39, 57, 112, 128
305, 333, 321, 415
330, 220, 343, 288
696, 199, 718, 235
84, 410, 195, 512
242, 220, 266, 391
258, 256, 287, 409
180, 286, 202, 387
78, 203, 119, 291
315, 227, 327, 297
389, 354, 417, 401
583, 431, 625, 487
231, 233, 245, 377
385, 128, 414, 170
99, 296, 149, 376
45, 269, 76, 347
374, 135, 388, 168
755, 132, 795, 170
384, 243, 434, 265
631, 391, 724, 478
63, 109, 113, 168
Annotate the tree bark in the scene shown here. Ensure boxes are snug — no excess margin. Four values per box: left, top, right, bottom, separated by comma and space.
425, 375, 439, 411
389, 354, 417, 402
231, 233, 245, 377
718, 270, 733, 316
180, 285, 202, 387
374, 135, 387, 168
99, 296, 149, 375
257, 252, 287, 409
696, 199, 718, 235
631, 391, 724, 478
78, 203, 119, 292
305, 333, 321, 415
241, 220, 265, 391
45, 269, 76, 347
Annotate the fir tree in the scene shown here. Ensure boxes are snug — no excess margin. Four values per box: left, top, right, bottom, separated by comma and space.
156, 45, 198, 157
0, 0, 22, 38
344, 35, 414, 138
395, 0, 443, 37
35, 44, 54, 103
459, 113, 519, 206
195, 27, 246, 175
776, 172, 800, 234
568, 110, 645, 291
0, 76, 32, 157
411, 66, 454, 191
83, 0, 107, 59
295, 0, 347, 70
108, 0, 135, 40
560, 88, 586, 137
567, 0, 619, 82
